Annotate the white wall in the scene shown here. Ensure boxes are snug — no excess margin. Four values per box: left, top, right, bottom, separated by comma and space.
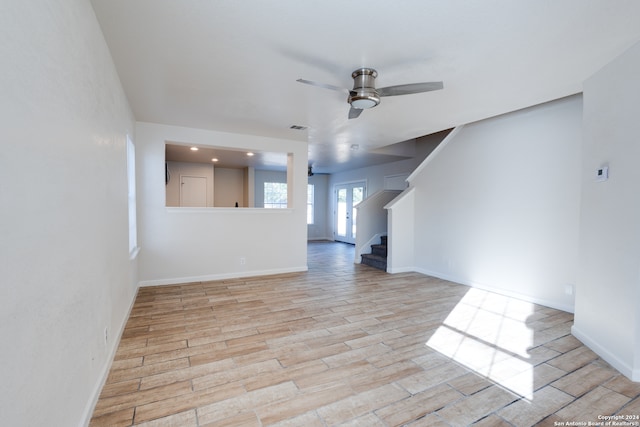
136, 123, 308, 285
0, 1, 137, 426
410, 95, 582, 312
386, 188, 416, 273
574, 41, 640, 380
308, 174, 330, 240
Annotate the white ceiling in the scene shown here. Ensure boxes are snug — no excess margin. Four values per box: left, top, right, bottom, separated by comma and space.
91, 0, 640, 173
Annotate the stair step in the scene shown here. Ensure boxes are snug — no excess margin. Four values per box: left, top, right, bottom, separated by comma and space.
360, 235, 388, 271
371, 244, 387, 257
361, 253, 387, 272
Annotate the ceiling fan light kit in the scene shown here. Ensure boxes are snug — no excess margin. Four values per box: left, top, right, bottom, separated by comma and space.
349, 95, 380, 109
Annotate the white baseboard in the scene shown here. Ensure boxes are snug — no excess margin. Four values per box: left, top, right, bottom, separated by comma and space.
407, 267, 575, 313
307, 237, 334, 242
571, 325, 639, 381
387, 266, 416, 274
81, 284, 139, 427
138, 266, 309, 287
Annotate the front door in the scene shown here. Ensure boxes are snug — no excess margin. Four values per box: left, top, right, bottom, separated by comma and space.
334, 182, 366, 244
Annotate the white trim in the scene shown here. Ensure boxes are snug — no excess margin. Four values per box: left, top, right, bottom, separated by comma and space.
407, 125, 464, 184
384, 187, 415, 210
571, 326, 640, 381
166, 207, 293, 214
333, 180, 367, 245
387, 266, 416, 274
126, 135, 138, 254
421, 267, 575, 313
129, 246, 141, 261
332, 178, 369, 188
138, 266, 308, 287
81, 285, 139, 427
407, 266, 575, 313
356, 189, 401, 209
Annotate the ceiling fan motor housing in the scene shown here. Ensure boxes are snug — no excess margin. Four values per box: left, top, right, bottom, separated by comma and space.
349, 68, 380, 109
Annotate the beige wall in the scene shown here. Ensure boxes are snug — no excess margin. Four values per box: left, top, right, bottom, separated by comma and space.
165, 161, 215, 207
214, 167, 245, 207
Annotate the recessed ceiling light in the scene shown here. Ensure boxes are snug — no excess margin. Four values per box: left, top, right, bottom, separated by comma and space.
246, 152, 254, 157
190, 147, 199, 151
211, 158, 218, 162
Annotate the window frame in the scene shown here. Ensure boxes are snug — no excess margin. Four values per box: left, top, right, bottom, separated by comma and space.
263, 181, 288, 209
307, 183, 314, 225
127, 135, 139, 258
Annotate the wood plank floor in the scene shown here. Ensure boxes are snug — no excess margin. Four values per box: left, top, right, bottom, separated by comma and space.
90, 241, 640, 426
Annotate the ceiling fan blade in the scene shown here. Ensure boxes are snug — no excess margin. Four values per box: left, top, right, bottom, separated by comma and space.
296, 78, 348, 94
348, 107, 364, 119
378, 81, 443, 97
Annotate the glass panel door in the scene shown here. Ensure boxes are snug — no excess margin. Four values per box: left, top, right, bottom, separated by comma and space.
351, 185, 364, 239
334, 182, 366, 244
336, 187, 347, 239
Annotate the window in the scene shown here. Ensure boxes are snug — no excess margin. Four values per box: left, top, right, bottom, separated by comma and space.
263, 182, 313, 222
263, 182, 288, 208
307, 184, 314, 225
127, 135, 138, 256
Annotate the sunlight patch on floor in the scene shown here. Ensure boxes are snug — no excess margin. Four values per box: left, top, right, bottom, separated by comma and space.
426, 288, 537, 399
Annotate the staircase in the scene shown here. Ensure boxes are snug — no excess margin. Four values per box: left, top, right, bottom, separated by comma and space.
360, 235, 387, 271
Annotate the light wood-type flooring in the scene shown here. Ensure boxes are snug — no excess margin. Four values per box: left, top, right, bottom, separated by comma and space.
90, 241, 640, 426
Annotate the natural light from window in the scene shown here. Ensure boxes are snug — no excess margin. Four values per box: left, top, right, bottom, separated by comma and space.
126, 135, 138, 257
263, 182, 314, 224
307, 184, 314, 225
426, 288, 536, 399
263, 182, 288, 209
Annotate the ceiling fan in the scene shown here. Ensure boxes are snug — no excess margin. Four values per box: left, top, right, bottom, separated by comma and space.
297, 68, 443, 119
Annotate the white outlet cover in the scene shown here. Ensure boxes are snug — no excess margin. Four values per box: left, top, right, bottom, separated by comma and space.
596, 166, 609, 182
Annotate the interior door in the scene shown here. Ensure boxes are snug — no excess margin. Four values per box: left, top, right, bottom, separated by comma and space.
180, 175, 207, 207
334, 182, 365, 244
